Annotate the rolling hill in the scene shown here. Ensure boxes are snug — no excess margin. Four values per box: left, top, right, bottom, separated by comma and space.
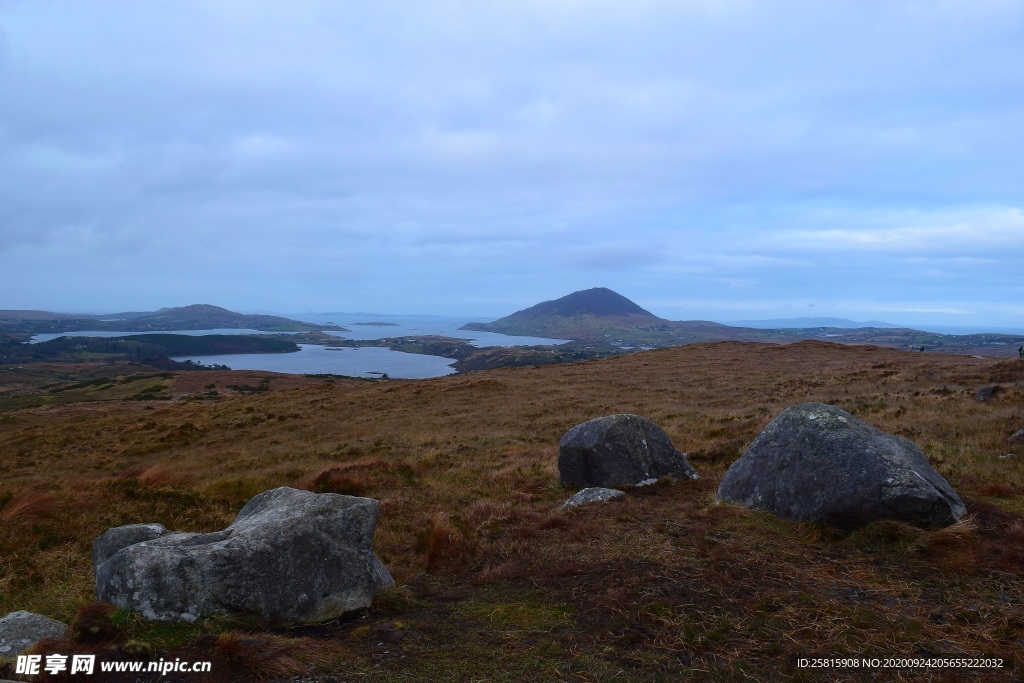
0, 304, 344, 334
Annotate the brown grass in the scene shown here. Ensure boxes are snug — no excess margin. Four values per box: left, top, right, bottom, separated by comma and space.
68, 601, 118, 644
422, 511, 473, 570
137, 463, 193, 487
214, 631, 306, 679
293, 464, 369, 496
0, 487, 59, 521
978, 481, 1015, 497
2, 341, 1024, 680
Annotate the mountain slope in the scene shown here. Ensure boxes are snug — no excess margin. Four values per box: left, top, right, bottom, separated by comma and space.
502, 287, 659, 320
131, 304, 315, 330
461, 287, 667, 340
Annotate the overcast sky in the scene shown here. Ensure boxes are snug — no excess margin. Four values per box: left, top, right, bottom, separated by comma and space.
2, 1, 1023, 325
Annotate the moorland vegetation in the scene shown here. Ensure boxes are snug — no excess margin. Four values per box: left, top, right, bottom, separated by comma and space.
0, 340, 1023, 681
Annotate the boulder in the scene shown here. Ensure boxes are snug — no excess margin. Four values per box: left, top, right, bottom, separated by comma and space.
0, 611, 67, 656
94, 487, 395, 625
561, 487, 626, 509
717, 402, 966, 530
558, 414, 698, 488
1008, 428, 1024, 444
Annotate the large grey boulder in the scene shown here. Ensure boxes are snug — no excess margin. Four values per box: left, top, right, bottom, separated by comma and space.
717, 402, 966, 530
558, 414, 698, 488
0, 610, 67, 656
94, 487, 395, 625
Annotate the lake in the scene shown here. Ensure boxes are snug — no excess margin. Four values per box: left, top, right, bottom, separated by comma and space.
287, 313, 569, 347
31, 315, 568, 379
172, 344, 458, 379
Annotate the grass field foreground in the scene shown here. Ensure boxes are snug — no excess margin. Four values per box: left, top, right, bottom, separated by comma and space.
1, 340, 1023, 681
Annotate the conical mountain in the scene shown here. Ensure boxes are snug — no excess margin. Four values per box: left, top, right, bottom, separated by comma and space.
461, 287, 667, 340
504, 287, 657, 320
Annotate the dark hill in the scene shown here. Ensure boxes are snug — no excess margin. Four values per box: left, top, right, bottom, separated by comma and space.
136, 304, 302, 330
461, 287, 668, 341
506, 287, 660, 321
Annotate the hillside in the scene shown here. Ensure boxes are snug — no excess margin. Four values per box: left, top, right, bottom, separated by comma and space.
1, 343, 1022, 680
461, 287, 671, 341
0, 310, 100, 321
125, 304, 320, 331
492, 286, 659, 320
0, 304, 344, 334
460, 287, 831, 343
461, 288, 1024, 357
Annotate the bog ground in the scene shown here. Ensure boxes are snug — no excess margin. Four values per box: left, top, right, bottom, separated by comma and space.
1, 340, 1023, 681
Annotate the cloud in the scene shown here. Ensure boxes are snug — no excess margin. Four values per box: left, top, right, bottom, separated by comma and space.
772, 207, 1024, 255
1, 1, 1023, 322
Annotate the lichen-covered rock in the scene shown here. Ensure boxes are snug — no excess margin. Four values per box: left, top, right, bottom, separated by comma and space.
717, 402, 965, 530
0, 611, 67, 656
94, 487, 395, 625
558, 414, 698, 488
561, 487, 626, 509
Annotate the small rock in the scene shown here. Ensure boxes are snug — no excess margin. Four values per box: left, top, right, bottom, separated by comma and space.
561, 487, 626, 509
1008, 429, 1024, 444
999, 453, 1017, 460
977, 385, 1002, 401
558, 414, 698, 488
0, 611, 68, 656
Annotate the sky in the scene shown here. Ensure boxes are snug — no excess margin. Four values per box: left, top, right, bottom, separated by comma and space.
1, 1, 1023, 326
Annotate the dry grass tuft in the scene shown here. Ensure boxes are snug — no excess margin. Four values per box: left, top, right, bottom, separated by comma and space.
68, 601, 119, 644
977, 481, 1015, 497
917, 516, 980, 575
293, 465, 368, 496
114, 464, 148, 479
921, 515, 978, 548
474, 560, 527, 585
465, 498, 513, 530
214, 631, 306, 679
137, 463, 193, 487
421, 512, 472, 571
0, 487, 59, 521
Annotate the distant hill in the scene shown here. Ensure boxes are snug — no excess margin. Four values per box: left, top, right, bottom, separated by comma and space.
461, 288, 668, 340
456, 288, 1024, 357
732, 317, 902, 329
0, 304, 344, 334
0, 310, 99, 321
128, 304, 315, 331
504, 287, 659, 319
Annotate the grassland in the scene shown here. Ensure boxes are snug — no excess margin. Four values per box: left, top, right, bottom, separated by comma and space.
1, 341, 1023, 681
